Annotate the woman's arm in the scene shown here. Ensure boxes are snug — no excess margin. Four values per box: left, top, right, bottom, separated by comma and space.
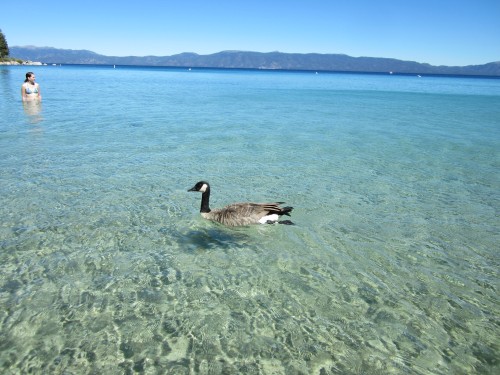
21, 84, 27, 101
36, 84, 42, 101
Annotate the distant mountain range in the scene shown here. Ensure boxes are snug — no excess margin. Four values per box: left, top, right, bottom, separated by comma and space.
10, 46, 500, 76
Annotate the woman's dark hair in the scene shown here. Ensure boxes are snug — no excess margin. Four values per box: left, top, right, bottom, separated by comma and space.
24, 72, 34, 83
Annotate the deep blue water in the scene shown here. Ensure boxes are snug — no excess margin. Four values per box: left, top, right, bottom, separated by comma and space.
1, 65, 499, 374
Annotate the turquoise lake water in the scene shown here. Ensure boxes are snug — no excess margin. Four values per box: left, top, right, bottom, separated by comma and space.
0, 65, 499, 374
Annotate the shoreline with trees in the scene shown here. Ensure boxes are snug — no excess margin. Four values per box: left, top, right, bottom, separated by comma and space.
0, 29, 42, 65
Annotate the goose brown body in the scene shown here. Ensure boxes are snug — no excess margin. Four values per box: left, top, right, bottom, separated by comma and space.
188, 181, 293, 226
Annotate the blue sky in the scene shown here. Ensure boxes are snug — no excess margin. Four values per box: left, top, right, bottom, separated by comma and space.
1, 0, 499, 66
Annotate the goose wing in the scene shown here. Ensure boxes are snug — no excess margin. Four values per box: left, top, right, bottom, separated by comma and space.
209, 202, 286, 226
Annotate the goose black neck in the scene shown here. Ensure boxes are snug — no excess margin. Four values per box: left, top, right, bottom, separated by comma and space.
200, 188, 211, 213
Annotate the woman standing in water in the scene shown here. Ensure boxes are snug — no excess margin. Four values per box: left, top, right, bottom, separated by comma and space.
21, 72, 42, 102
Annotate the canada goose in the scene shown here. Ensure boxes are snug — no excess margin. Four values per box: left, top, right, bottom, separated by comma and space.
188, 181, 294, 226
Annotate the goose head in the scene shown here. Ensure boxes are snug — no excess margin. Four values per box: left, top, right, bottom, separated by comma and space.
188, 181, 210, 193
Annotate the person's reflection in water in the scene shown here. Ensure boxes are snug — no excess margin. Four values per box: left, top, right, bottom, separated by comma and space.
23, 101, 43, 125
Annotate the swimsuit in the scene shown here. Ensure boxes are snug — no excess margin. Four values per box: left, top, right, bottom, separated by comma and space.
25, 85, 39, 94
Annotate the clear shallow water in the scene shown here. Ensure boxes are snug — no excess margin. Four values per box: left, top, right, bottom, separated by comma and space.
0, 65, 499, 374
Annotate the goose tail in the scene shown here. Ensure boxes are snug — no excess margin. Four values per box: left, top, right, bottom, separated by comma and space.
277, 205, 294, 224
280, 206, 293, 217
